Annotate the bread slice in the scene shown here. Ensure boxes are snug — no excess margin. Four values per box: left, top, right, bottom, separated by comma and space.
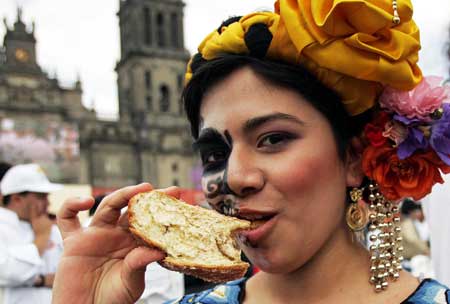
128, 190, 251, 282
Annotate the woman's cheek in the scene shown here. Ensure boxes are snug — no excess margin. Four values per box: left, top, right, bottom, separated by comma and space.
271, 154, 322, 192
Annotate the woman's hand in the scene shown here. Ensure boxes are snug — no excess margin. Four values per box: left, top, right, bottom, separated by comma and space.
52, 183, 180, 304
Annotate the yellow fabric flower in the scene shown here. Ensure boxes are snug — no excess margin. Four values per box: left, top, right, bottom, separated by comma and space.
185, 0, 422, 116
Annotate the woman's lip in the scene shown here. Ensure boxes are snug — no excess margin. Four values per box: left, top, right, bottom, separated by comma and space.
239, 215, 278, 246
237, 208, 277, 218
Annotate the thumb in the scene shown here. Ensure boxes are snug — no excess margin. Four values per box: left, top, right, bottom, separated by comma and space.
121, 247, 165, 300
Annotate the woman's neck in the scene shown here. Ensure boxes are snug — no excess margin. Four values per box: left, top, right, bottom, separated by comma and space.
244, 222, 418, 304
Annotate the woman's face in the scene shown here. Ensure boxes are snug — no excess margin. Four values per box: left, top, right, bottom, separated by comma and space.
197, 67, 357, 273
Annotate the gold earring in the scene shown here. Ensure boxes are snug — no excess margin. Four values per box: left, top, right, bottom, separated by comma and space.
346, 188, 368, 232
347, 184, 404, 292
366, 183, 403, 292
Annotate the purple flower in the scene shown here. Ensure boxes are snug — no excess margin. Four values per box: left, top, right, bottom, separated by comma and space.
430, 103, 450, 165
393, 114, 422, 126
397, 127, 429, 159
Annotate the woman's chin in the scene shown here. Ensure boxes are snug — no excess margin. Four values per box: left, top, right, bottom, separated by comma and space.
254, 261, 300, 274
245, 250, 298, 274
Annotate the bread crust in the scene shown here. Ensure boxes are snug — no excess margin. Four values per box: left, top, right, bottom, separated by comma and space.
159, 258, 249, 283
128, 191, 249, 283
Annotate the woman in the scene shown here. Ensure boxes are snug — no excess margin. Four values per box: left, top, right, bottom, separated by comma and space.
52, 0, 450, 303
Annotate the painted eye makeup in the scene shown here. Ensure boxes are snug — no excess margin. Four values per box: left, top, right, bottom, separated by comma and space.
192, 128, 231, 171
200, 149, 229, 170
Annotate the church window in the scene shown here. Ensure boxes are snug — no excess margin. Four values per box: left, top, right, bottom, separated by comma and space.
125, 88, 131, 103
145, 71, 152, 90
177, 74, 183, 91
159, 85, 170, 112
144, 7, 152, 45
172, 162, 178, 172
170, 13, 179, 48
157, 13, 165, 47
146, 96, 152, 110
172, 179, 179, 187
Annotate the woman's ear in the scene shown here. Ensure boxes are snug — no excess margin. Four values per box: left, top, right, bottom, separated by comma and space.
345, 137, 365, 187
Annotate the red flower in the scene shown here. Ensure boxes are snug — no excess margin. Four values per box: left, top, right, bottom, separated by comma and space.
362, 145, 450, 201
364, 112, 391, 147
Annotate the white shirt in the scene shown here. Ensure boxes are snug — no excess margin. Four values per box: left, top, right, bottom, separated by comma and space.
413, 219, 430, 243
138, 263, 184, 304
0, 207, 63, 304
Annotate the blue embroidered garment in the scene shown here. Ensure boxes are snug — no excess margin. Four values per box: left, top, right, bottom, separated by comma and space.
165, 279, 245, 304
165, 278, 450, 304
402, 279, 450, 303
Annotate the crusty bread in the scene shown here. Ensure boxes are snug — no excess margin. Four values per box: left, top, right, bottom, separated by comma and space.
128, 190, 251, 283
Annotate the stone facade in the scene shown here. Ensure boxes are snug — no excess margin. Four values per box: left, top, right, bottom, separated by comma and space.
0, 3, 197, 189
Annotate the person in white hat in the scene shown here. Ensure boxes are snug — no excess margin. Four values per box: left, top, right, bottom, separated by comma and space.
0, 164, 63, 304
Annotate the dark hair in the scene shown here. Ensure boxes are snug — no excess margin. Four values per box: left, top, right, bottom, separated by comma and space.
401, 198, 422, 215
0, 162, 12, 206
183, 54, 370, 160
2, 191, 29, 206
2, 195, 11, 206
0, 162, 11, 180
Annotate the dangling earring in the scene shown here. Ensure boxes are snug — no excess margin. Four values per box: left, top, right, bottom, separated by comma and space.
346, 187, 368, 231
346, 183, 404, 292
365, 183, 403, 292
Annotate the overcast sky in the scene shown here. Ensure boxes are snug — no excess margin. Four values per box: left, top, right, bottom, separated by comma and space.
1, 0, 449, 119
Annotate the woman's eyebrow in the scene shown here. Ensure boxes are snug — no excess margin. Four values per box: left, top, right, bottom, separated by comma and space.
243, 112, 305, 133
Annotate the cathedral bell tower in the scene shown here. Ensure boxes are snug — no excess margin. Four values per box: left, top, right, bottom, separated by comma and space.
115, 0, 195, 188
116, 0, 190, 123
1, 8, 41, 75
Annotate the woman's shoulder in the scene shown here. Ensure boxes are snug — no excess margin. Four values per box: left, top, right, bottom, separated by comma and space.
165, 278, 246, 304
402, 278, 450, 304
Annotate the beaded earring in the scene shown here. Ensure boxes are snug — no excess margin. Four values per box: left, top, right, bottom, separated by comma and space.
347, 182, 404, 292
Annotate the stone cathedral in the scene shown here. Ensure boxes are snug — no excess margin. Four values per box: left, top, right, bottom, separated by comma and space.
0, 1, 197, 191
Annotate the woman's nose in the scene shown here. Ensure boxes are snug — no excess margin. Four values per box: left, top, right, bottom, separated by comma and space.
225, 150, 265, 197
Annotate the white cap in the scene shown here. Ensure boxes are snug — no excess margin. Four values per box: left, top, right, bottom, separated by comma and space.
0, 164, 63, 196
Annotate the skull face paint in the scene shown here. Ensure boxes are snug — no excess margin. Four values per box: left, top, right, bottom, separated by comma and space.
193, 128, 240, 215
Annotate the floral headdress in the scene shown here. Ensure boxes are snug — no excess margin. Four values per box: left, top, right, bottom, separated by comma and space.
185, 0, 450, 203
363, 77, 450, 201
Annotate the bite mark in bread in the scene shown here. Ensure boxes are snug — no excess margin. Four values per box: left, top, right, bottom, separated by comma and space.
128, 190, 251, 282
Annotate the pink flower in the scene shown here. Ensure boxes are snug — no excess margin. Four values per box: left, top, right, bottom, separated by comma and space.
382, 120, 408, 146
379, 76, 450, 121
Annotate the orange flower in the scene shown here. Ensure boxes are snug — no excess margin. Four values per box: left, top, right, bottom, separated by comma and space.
362, 145, 450, 201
